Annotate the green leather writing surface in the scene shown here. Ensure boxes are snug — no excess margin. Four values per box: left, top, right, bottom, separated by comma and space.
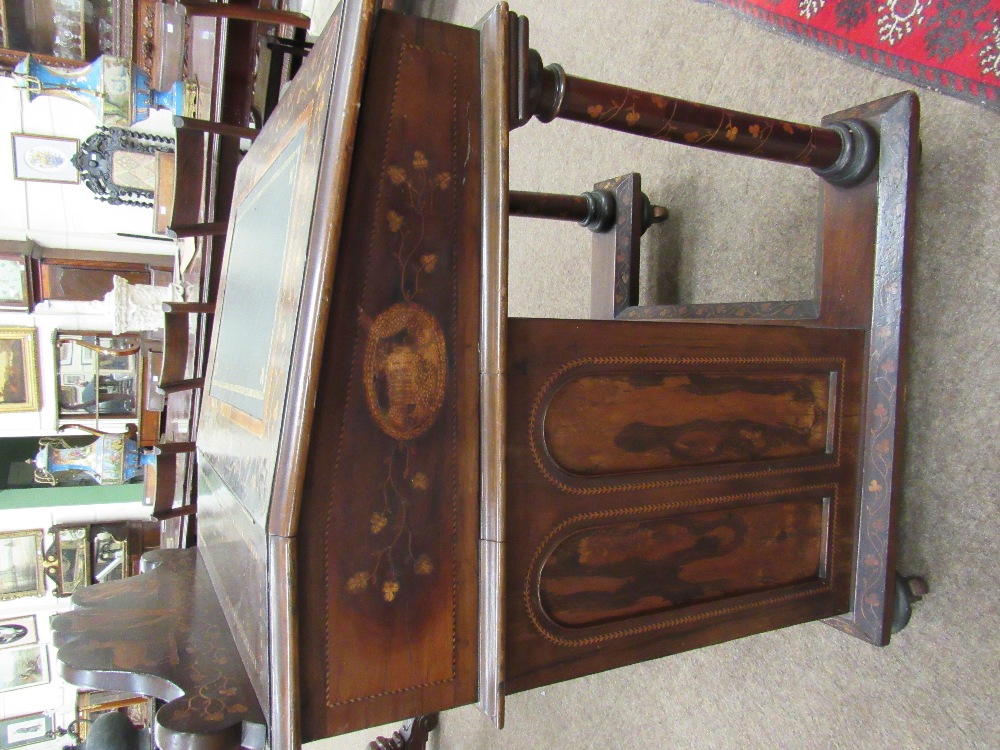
210, 131, 304, 419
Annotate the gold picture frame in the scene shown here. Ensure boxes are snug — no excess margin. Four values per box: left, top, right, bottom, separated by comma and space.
0, 328, 39, 413
0, 531, 45, 601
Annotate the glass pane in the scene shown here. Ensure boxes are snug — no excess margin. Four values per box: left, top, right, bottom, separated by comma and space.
55, 333, 140, 421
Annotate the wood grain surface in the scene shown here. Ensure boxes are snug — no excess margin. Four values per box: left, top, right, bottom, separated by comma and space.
504, 318, 863, 693
294, 10, 482, 739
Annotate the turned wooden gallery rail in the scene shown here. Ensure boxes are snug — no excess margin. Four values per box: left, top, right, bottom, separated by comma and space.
51, 2, 919, 749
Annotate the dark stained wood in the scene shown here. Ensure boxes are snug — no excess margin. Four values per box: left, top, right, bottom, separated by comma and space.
503, 318, 863, 693
48, 6, 919, 747
168, 222, 228, 238
293, 10, 481, 738
180, 0, 311, 28
509, 191, 592, 223
33, 258, 155, 302
51, 549, 266, 750
165, 128, 209, 232
541, 71, 843, 168
590, 173, 641, 319
158, 302, 214, 395
147, 442, 198, 521
543, 370, 833, 475
538, 495, 826, 627
621, 300, 820, 322
367, 714, 438, 750
173, 116, 257, 141
824, 92, 920, 645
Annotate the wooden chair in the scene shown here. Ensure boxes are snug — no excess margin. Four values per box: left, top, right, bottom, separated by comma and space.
264, 30, 314, 121
152, 0, 311, 94
155, 123, 252, 240
262, 1, 418, 121
157, 301, 215, 394
144, 441, 198, 521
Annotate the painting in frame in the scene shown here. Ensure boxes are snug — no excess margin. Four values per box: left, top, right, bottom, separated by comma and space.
0, 254, 34, 311
0, 328, 40, 413
0, 645, 49, 693
0, 713, 54, 749
11, 135, 79, 184
0, 530, 45, 601
0, 616, 38, 650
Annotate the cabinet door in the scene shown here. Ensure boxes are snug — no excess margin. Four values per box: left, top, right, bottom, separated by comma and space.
37, 259, 151, 302
504, 318, 864, 693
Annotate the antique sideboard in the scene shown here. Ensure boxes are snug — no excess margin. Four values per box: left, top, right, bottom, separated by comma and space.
52, 2, 919, 748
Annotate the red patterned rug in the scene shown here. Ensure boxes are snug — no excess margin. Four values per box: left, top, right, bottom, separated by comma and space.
704, 0, 1000, 112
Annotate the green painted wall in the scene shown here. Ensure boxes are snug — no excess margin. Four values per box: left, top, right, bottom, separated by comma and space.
0, 483, 142, 509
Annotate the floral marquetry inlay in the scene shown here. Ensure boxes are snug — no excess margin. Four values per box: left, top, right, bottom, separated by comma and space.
350, 147, 455, 604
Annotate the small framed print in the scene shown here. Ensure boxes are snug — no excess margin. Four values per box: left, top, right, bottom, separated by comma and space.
11, 135, 79, 184
0, 712, 54, 749
0, 530, 44, 601
0, 328, 40, 413
0, 616, 38, 650
0, 254, 34, 311
0, 645, 49, 693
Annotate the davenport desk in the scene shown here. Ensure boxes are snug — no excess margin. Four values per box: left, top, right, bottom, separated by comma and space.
52, 2, 919, 748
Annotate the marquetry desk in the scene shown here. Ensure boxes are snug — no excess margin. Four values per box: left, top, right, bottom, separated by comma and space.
52, 2, 919, 748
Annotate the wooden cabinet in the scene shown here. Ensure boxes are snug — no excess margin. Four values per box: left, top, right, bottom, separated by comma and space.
0, 0, 120, 62
32, 257, 169, 304
0, 0, 140, 74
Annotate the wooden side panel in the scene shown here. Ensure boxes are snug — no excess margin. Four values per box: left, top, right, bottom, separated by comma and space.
295, 13, 481, 739
544, 371, 833, 475
505, 318, 863, 693
538, 495, 827, 628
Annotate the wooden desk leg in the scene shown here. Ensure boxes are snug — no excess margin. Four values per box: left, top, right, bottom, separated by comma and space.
507, 176, 667, 320
367, 714, 438, 750
505, 14, 877, 186
590, 173, 643, 320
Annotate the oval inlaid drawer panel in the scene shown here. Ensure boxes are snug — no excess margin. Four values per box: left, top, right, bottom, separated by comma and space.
543, 371, 834, 476
537, 495, 828, 629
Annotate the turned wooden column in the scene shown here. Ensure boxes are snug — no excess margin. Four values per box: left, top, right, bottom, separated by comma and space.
509, 188, 667, 233
507, 14, 877, 186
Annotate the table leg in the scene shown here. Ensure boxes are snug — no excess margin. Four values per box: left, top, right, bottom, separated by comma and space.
506, 13, 877, 186
367, 714, 439, 750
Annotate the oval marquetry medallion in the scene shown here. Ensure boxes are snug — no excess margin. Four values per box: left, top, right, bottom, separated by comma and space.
363, 302, 447, 441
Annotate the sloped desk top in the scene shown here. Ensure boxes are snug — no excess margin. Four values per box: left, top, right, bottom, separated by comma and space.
59, 2, 487, 746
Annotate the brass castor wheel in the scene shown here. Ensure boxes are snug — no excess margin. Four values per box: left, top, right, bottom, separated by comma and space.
891, 573, 929, 634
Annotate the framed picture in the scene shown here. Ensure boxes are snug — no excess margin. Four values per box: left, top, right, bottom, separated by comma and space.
11, 135, 79, 184
0, 255, 34, 311
0, 645, 49, 693
0, 328, 40, 413
42, 526, 89, 598
0, 616, 38, 650
0, 531, 44, 601
0, 713, 54, 749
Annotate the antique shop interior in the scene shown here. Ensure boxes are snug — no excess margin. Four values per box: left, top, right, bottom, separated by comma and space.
0, 0, 997, 749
